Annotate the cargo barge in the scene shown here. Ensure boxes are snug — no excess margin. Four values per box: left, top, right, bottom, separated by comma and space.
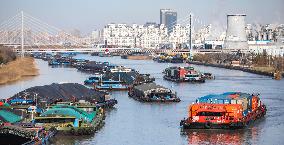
51, 96, 118, 110
84, 73, 103, 85
180, 92, 266, 129
34, 105, 105, 135
70, 59, 89, 67
99, 52, 113, 57
0, 108, 56, 145
121, 52, 152, 60
128, 83, 180, 102
94, 80, 129, 91
48, 57, 72, 66
163, 66, 206, 83
0, 125, 56, 145
77, 61, 114, 73
133, 74, 155, 85
153, 53, 188, 63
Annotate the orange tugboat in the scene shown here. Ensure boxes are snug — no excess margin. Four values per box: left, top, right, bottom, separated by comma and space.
180, 92, 266, 129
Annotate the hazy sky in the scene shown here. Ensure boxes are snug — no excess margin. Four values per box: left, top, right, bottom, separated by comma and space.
0, 0, 283, 34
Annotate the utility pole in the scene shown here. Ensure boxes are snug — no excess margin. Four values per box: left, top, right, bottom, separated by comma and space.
189, 13, 192, 50
21, 11, 24, 57
189, 13, 193, 61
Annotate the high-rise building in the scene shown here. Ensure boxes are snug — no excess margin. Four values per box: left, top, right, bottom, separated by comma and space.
102, 23, 168, 48
160, 9, 177, 33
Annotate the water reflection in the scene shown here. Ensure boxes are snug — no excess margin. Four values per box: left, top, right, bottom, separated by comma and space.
50, 135, 93, 145
184, 126, 260, 145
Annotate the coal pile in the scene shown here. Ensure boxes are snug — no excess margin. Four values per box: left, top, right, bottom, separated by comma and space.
10, 83, 107, 104
78, 61, 108, 72
133, 74, 155, 85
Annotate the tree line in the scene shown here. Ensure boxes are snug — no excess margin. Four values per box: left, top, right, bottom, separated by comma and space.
0, 46, 17, 64
192, 50, 284, 72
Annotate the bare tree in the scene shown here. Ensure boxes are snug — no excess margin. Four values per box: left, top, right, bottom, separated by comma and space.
0, 46, 17, 64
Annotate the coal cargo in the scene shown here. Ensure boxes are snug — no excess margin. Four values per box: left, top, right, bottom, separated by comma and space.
9, 83, 107, 105
128, 82, 180, 102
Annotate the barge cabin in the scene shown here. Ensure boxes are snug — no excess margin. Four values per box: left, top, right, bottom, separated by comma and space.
94, 80, 129, 91
163, 66, 205, 83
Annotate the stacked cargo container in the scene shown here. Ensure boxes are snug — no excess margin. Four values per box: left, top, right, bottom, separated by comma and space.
180, 92, 267, 129
196, 92, 261, 116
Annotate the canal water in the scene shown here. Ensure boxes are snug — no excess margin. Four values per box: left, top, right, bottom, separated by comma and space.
0, 54, 284, 145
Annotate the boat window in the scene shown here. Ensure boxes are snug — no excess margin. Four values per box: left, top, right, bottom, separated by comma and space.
35, 118, 75, 123
150, 93, 172, 98
102, 81, 121, 84
197, 112, 224, 116
186, 74, 199, 77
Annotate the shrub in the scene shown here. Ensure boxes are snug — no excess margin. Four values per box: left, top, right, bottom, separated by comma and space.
0, 46, 17, 64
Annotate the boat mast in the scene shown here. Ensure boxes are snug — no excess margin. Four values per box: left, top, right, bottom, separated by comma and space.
188, 13, 193, 60
189, 13, 192, 50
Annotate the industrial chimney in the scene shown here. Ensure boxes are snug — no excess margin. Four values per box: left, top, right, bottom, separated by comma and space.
224, 14, 248, 50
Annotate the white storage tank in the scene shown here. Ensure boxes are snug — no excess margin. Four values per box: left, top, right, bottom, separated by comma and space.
224, 14, 248, 50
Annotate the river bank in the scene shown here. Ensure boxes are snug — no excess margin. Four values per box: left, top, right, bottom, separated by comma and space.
0, 57, 38, 85
188, 61, 284, 78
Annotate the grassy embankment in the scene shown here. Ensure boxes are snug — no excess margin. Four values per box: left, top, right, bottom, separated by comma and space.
0, 57, 39, 84
251, 66, 275, 73
192, 53, 284, 75
0, 46, 38, 84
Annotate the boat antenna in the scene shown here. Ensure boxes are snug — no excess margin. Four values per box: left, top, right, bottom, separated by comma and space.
35, 92, 38, 106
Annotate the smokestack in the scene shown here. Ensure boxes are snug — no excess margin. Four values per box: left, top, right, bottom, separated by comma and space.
224, 14, 248, 50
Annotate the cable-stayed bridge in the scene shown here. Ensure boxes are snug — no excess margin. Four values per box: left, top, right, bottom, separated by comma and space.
0, 11, 86, 52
